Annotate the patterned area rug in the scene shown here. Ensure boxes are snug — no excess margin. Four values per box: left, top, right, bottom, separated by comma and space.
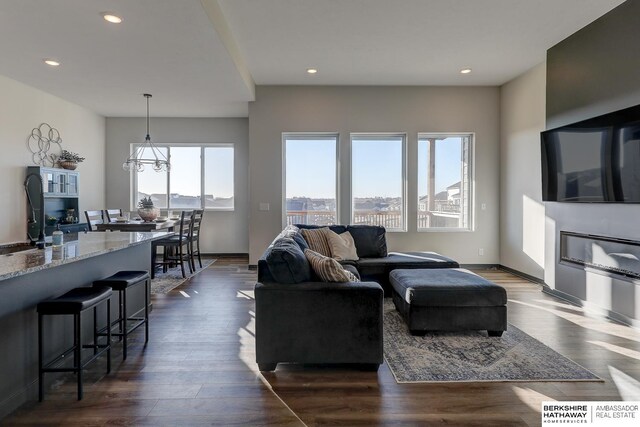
150, 259, 215, 294
383, 300, 601, 383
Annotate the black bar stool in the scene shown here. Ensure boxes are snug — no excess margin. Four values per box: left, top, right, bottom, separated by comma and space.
37, 286, 112, 401
93, 271, 150, 360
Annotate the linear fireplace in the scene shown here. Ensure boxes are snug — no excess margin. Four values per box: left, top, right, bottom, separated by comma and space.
560, 231, 640, 280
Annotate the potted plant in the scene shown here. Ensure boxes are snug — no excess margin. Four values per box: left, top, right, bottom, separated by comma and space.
57, 150, 85, 170
137, 196, 159, 222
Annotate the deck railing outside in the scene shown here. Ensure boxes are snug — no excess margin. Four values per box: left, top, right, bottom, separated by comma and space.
287, 207, 461, 229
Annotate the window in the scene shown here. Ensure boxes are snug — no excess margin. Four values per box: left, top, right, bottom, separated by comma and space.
284, 134, 338, 226
133, 144, 234, 210
351, 134, 405, 231
417, 134, 473, 230
136, 146, 168, 208
204, 146, 234, 209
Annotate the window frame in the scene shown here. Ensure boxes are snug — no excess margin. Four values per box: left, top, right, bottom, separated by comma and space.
349, 133, 407, 232
130, 143, 235, 211
281, 133, 340, 229
416, 132, 475, 232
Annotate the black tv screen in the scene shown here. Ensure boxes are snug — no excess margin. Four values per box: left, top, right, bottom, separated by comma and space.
541, 104, 640, 203
611, 123, 640, 202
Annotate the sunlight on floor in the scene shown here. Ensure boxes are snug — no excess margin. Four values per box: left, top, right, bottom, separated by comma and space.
508, 299, 640, 342
512, 386, 556, 412
589, 341, 640, 361
237, 326, 259, 375
236, 290, 254, 299
532, 298, 585, 313
609, 366, 640, 400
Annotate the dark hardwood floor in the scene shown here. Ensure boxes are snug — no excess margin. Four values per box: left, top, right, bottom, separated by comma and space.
4, 258, 640, 426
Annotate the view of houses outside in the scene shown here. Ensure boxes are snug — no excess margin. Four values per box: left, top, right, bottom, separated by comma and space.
134, 145, 234, 210
285, 136, 338, 225
351, 135, 405, 229
418, 135, 470, 229
284, 134, 471, 230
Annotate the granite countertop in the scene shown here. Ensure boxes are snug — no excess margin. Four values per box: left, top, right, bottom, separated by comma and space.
0, 232, 170, 281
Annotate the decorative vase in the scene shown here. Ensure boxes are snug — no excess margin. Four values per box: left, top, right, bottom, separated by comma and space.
137, 207, 159, 222
59, 160, 78, 170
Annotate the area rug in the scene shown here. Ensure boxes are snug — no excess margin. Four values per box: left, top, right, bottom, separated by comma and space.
150, 259, 215, 294
383, 300, 601, 383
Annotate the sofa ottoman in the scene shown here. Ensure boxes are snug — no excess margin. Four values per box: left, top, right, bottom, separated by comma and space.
390, 268, 507, 336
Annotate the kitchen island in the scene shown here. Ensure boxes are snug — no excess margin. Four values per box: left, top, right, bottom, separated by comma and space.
0, 231, 169, 418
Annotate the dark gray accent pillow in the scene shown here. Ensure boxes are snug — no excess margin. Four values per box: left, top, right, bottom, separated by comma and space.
347, 225, 388, 258
292, 231, 309, 252
265, 237, 311, 284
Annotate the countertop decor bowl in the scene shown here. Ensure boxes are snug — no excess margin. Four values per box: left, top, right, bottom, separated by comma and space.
59, 160, 78, 170
137, 207, 159, 222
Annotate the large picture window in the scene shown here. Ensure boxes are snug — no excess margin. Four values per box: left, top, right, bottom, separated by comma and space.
133, 144, 234, 210
284, 134, 338, 226
417, 134, 473, 230
351, 134, 406, 231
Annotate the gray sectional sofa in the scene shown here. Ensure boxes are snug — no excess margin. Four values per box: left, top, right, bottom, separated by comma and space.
255, 224, 459, 371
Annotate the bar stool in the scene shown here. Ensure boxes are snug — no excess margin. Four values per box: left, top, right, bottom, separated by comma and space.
37, 286, 112, 401
93, 271, 150, 360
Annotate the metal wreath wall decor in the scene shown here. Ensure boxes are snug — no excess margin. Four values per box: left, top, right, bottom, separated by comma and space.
28, 123, 63, 167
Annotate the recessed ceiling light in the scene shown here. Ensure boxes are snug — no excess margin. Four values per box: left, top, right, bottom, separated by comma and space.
460, 68, 472, 74
306, 68, 318, 74
102, 13, 123, 24
43, 59, 60, 67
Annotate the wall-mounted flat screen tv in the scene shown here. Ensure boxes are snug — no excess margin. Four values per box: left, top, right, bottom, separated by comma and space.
541, 104, 640, 203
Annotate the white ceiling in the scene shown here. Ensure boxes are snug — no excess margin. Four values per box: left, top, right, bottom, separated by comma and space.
219, 0, 625, 86
0, 0, 253, 117
0, 0, 627, 117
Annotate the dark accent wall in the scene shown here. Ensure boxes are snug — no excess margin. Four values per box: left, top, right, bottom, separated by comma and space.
547, 0, 640, 128
544, 0, 640, 325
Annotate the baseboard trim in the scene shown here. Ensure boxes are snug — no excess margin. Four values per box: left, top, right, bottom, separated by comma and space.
203, 253, 249, 258
459, 263, 499, 270
541, 285, 639, 328
498, 265, 545, 285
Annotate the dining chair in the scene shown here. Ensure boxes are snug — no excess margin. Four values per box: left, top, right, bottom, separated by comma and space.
151, 211, 193, 279
84, 210, 105, 231
188, 209, 204, 270
104, 209, 123, 223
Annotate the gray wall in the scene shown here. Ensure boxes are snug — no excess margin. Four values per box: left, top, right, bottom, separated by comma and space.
545, 0, 640, 323
105, 118, 249, 254
248, 85, 500, 264
0, 74, 105, 244
499, 63, 546, 280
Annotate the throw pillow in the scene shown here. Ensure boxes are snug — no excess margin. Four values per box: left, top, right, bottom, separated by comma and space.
346, 225, 388, 258
265, 237, 312, 284
304, 249, 360, 283
301, 227, 332, 257
324, 229, 359, 261
292, 231, 309, 252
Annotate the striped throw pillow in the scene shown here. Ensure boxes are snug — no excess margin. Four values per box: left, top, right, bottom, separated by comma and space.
304, 249, 360, 283
300, 227, 332, 257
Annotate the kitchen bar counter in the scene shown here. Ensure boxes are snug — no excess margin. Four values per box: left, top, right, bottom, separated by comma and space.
0, 231, 170, 281
0, 232, 167, 419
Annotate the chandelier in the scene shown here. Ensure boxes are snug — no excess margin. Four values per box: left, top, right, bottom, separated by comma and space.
122, 94, 170, 172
